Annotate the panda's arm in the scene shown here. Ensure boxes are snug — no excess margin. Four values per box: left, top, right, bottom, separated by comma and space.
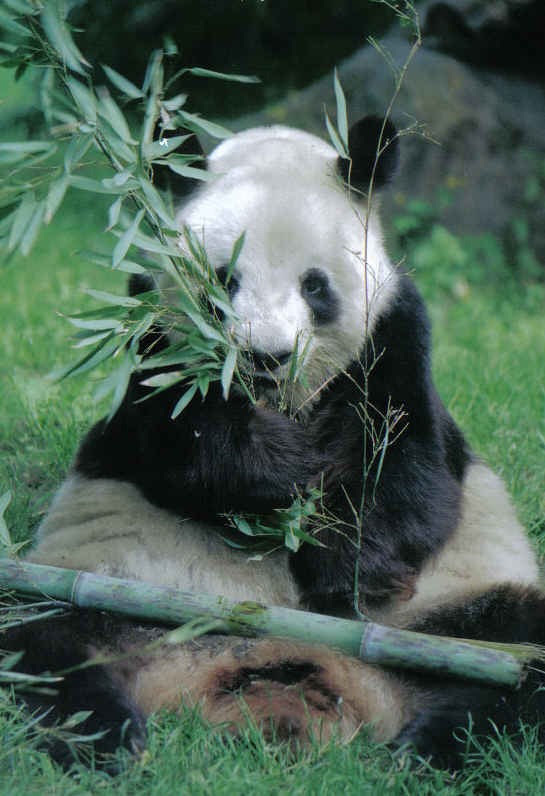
291, 278, 468, 610
75, 384, 320, 519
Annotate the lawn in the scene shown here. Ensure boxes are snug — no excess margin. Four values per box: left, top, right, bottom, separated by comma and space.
1, 71, 545, 796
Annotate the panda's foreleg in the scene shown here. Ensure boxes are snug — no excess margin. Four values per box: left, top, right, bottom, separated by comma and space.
394, 584, 545, 769
2, 610, 147, 769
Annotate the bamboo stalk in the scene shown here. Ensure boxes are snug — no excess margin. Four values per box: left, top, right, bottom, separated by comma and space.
0, 558, 528, 688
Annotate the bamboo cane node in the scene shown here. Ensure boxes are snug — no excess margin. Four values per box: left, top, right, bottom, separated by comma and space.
70, 569, 85, 606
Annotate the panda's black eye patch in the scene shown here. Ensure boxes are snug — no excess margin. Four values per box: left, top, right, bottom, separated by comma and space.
301, 268, 339, 325
216, 266, 240, 299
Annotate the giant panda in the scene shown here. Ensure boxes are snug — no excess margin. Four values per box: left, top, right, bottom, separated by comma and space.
4, 115, 545, 771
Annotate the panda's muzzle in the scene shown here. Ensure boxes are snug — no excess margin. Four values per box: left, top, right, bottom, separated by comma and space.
249, 349, 292, 377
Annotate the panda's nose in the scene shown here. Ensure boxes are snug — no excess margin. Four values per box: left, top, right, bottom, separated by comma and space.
249, 349, 292, 372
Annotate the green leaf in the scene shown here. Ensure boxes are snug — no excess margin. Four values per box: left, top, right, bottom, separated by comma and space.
54, 336, 121, 381
107, 196, 123, 230
163, 93, 188, 112
67, 77, 96, 123
221, 346, 237, 400
44, 176, 70, 224
41, 4, 89, 75
160, 162, 210, 182
0, 8, 33, 37
97, 89, 136, 143
0, 141, 55, 165
143, 134, 192, 161
20, 202, 45, 256
333, 68, 348, 151
177, 111, 231, 140
102, 64, 144, 99
72, 330, 113, 348
85, 289, 142, 308
70, 175, 126, 195
324, 108, 348, 159
68, 317, 123, 331
8, 193, 36, 252
95, 349, 138, 420
0, 491, 12, 549
232, 517, 256, 537
64, 134, 93, 172
140, 372, 183, 389
171, 382, 198, 418
188, 67, 260, 84
113, 209, 145, 267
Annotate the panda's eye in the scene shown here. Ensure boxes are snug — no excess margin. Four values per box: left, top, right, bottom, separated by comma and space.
301, 268, 338, 325
302, 271, 328, 298
216, 266, 240, 299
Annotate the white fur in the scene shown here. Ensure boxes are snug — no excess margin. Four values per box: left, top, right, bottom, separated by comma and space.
373, 462, 540, 627
160, 126, 399, 407
29, 474, 300, 608
29, 462, 538, 629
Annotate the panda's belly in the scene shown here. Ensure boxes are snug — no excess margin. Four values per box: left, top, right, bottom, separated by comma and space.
371, 462, 540, 627
27, 474, 301, 608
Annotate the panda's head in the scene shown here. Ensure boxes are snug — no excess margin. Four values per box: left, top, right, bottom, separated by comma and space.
159, 116, 400, 409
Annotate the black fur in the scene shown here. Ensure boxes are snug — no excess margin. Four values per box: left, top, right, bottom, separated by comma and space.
3, 612, 146, 770
337, 116, 399, 191
76, 273, 468, 612
396, 585, 545, 769
292, 274, 469, 610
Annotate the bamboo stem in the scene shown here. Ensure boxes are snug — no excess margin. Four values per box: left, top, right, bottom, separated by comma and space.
0, 558, 524, 688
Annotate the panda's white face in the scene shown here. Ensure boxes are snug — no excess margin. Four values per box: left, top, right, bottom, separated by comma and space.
169, 126, 398, 409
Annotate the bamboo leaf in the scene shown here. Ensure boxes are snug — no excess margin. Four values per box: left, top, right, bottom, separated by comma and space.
20, 202, 45, 256
177, 111, 231, 140
41, 5, 89, 75
324, 108, 349, 159
333, 68, 348, 151
188, 67, 260, 84
44, 175, 70, 224
63, 134, 93, 172
143, 135, 191, 161
72, 330, 113, 348
171, 382, 198, 418
102, 64, 144, 99
0, 492, 12, 549
112, 209, 145, 266
85, 289, 142, 308
67, 77, 96, 123
140, 372, 183, 389
0, 141, 56, 165
70, 175, 126, 195
221, 346, 237, 400
97, 90, 136, 143
56, 336, 120, 380
8, 193, 36, 252
161, 162, 210, 182
67, 317, 123, 331
0, 8, 31, 37
107, 196, 123, 230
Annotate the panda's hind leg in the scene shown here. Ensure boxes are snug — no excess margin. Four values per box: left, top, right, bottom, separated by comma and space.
2, 610, 147, 770
394, 584, 545, 770
131, 635, 415, 748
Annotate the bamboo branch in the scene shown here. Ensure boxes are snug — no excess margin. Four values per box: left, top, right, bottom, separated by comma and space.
0, 558, 534, 688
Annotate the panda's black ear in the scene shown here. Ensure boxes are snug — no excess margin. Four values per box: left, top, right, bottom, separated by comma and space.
337, 115, 399, 192
151, 131, 206, 199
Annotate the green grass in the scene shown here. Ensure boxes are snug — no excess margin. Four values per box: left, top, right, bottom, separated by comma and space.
1, 191, 545, 793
